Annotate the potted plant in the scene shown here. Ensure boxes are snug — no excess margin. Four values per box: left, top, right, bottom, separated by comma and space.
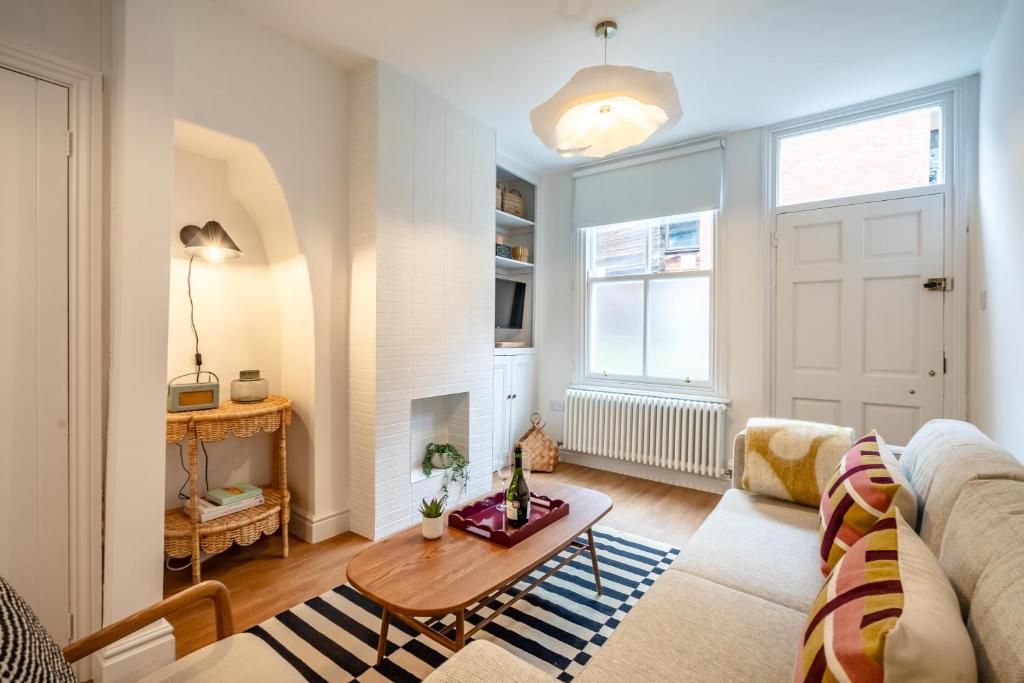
421, 443, 469, 504
419, 497, 445, 540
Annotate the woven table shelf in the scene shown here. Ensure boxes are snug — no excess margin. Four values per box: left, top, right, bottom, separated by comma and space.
166, 396, 292, 584
166, 395, 292, 444
165, 487, 288, 557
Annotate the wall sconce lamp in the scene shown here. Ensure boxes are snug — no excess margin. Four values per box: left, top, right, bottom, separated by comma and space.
178, 220, 243, 380
179, 220, 243, 263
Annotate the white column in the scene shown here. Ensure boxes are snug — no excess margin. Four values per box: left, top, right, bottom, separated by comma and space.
99, 0, 176, 679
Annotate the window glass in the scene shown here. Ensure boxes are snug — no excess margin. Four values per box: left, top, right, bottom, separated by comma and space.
589, 212, 714, 277
591, 222, 647, 277
778, 105, 943, 206
589, 280, 643, 376
585, 209, 716, 389
646, 276, 710, 381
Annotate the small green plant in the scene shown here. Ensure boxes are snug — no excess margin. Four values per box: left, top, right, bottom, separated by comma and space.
421, 442, 469, 505
419, 497, 445, 519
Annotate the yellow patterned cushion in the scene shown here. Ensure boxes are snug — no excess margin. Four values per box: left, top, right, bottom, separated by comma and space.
794, 508, 975, 683
819, 431, 917, 575
742, 418, 854, 507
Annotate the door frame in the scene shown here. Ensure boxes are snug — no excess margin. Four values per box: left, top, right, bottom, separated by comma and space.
0, 42, 104, 671
762, 77, 977, 427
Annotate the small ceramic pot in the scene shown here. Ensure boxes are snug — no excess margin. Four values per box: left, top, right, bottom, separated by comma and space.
422, 515, 443, 540
430, 452, 451, 469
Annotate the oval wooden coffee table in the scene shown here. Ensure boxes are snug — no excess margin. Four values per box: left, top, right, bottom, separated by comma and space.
346, 482, 612, 663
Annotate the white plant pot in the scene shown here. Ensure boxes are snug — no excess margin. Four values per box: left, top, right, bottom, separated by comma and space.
430, 452, 451, 469
422, 515, 444, 540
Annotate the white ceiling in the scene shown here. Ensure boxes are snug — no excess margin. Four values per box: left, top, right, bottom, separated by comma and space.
221, 0, 1007, 172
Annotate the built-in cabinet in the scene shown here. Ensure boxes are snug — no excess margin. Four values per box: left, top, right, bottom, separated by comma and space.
493, 159, 539, 466
495, 163, 537, 348
493, 349, 537, 462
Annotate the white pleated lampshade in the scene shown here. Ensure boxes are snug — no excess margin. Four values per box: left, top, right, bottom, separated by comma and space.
530, 65, 682, 159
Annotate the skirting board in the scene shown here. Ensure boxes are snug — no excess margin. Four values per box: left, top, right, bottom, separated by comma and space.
559, 450, 731, 495
289, 506, 350, 544
92, 618, 175, 682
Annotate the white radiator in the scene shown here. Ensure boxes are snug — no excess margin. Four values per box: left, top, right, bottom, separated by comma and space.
564, 389, 727, 478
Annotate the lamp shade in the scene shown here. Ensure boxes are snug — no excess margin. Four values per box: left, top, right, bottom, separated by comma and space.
530, 65, 682, 159
179, 221, 242, 263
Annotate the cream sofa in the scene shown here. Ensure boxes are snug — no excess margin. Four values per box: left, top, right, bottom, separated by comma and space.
427, 419, 1024, 682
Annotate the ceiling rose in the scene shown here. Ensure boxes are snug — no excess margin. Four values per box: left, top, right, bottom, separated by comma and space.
530, 20, 682, 159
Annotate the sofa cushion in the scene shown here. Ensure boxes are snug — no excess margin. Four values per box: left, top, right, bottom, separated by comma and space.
138, 633, 304, 683
425, 641, 555, 683
742, 418, 855, 507
938, 479, 1024, 682
818, 431, 917, 574
0, 576, 75, 683
670, 488, 823, 612
576, 571, 805, 683
899, 419, 1024, 553
795, 508, 975, 683
939, 479, 1024, 611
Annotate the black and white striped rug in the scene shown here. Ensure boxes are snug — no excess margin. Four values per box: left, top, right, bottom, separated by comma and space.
247, 527, 680, 682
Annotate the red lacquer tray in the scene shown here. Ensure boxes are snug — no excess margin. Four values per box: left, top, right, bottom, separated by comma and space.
448, 492, 570, 547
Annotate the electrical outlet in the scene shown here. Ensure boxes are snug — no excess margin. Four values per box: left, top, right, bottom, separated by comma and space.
549, 400, 565, 412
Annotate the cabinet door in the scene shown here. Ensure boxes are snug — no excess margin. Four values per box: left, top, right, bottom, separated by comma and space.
509, 354, 536, 446
493, 357, 513, 467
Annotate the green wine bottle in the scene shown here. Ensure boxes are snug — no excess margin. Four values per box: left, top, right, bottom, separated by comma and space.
506, 443, 531, 527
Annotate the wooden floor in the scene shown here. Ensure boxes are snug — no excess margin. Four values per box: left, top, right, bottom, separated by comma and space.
163, 462, 721, 658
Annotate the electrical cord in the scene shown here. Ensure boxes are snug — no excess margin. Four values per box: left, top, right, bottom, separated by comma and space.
171, 439, 214, 571
176, 442, 189, 500
186, 255, 202, 381
176, 439, 212, 499
201, 439, 211, 492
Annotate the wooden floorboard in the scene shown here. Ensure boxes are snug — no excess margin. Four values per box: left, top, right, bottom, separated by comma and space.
163, 462, 721, 658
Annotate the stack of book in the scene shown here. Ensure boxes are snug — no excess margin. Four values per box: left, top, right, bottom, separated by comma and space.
183, 483, 264, 522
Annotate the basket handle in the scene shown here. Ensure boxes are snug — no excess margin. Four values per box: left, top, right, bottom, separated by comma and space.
531, 412, 545, 429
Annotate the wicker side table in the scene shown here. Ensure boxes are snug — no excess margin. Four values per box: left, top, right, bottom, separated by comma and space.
165, 395, 292, 584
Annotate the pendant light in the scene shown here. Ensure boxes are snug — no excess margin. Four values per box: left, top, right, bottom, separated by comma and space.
530, 20, 682, 159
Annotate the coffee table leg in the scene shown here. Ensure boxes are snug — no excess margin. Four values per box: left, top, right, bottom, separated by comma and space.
376, 607, 391, 664
455, 610, 466, 650
587, 528, 603, 596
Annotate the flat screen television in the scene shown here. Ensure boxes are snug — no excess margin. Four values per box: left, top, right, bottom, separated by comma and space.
495, 278, 526, 329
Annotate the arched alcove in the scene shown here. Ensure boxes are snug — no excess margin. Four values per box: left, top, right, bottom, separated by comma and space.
165, 120, 316, 521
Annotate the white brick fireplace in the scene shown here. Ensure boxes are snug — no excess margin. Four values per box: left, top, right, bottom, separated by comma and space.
348, 62, 495, 539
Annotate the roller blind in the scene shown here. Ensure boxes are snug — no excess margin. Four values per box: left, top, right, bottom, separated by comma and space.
573, 141, 723, 229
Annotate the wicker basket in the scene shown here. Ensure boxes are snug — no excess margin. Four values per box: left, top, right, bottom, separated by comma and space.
518, 413, 559, 472
502, 188, 525, 217
496, 182, 506, 210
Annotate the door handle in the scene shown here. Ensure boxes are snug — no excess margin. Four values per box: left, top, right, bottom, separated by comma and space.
923, 277, 951, 291
512, 394, 517, 399
507, 394, 512, 399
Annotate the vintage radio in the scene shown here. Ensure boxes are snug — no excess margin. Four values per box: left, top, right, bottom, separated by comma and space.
168, 372, 220, 412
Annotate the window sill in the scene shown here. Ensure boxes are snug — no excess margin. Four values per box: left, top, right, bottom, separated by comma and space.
569, 383, 730, 404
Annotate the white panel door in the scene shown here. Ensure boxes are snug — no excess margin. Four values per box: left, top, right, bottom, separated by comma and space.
510, 354, 536, 445
775, 194, 944, 444
0, 67, 71, 642
493, 356, 512, 464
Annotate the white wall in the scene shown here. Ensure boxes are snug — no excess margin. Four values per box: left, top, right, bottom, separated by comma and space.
970, 0, 1024, 458
0, 0, 103, 70
164, 149, 281, 509
534, 130, 767, 463
101, 0, 177, 678
348, 63, 495, 539
173, 0, 350, 538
